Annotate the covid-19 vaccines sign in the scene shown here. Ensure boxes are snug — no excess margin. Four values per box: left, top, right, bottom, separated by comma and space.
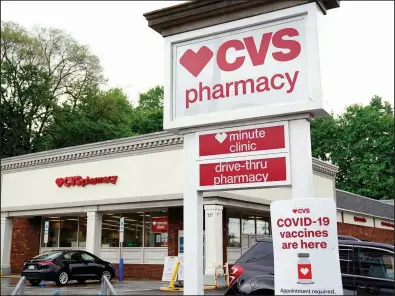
270, 198, 343, 295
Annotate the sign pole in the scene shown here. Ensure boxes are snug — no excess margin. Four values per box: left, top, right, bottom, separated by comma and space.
183, 133, 204, 295
119, 217, 124, 281
142, 2, 341, 295
289, 119, 314, 199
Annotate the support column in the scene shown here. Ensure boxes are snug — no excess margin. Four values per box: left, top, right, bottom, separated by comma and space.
86, 211, 102, 256
204, 205, 223, 276
1, 216, 13, 275
183, 132, 204, 295
289, 119, 314, 199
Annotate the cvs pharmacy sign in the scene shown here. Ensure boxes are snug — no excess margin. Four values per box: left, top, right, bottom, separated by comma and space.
165, 5, 324, 130
180, 27, 300, 78
182, 27, 301, 109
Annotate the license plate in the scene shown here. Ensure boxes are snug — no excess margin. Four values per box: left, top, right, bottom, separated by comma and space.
28, 265, 35, 270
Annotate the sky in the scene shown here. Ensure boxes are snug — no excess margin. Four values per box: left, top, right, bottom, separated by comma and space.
1, 1, 394, 115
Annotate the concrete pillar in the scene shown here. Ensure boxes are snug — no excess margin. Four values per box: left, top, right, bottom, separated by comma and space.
204, 205, 223, 276
289, 119, 314, 199
183, 132, 204, 295
1, 216, 13, 275
86, 211, 102, 256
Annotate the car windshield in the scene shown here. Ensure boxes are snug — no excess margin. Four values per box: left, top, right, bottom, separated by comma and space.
33, 251, 62, 260
236, 241, 274, 265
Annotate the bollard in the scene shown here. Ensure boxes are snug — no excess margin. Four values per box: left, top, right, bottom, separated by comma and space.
119, 257, 124, 281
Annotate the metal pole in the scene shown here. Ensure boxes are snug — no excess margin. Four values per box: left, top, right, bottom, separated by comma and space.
119, 217, 124, 281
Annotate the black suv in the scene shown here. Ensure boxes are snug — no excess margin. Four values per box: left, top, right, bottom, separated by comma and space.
225, 237, 394, 295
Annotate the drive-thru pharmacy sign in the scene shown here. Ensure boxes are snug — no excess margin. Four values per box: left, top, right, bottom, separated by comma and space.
164, 4, 325, 131
270, 199, 343, 295
197, 122, 290, 190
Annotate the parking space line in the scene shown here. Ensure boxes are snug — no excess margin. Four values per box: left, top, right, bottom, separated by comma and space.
50, 290, 60, 295
117, 288, 159, 292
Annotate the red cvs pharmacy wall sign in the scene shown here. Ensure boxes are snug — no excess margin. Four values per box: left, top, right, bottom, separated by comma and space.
164, 4, 324, 130
56, 175, 118, 188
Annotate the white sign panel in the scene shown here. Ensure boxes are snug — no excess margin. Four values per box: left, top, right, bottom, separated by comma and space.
120, 217, 124, 232
44, 221, 49, 233
119, 217, 125, 243
119, 232, 124, 243
270, 198, 342, 295
43, 221, 49, 244
162, 256, 179, 281
164, 4, 325, 130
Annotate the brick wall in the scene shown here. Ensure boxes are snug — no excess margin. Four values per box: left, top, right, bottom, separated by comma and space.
338, 222, 394, 245
11, 217, 41, 273
113, 263, 164, 280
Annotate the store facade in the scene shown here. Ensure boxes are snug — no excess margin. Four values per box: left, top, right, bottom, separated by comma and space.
1, 131, 393, 279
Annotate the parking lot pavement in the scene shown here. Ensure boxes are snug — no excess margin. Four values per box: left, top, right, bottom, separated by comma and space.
1, 277, 226, 295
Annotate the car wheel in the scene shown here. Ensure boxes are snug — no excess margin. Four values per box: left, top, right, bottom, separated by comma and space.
102, 269, 112, 282
55, 270, 69, 286
29, 280, 41, 286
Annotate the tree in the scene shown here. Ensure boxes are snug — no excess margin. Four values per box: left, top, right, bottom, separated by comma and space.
41, 88, 135, 150
311, 96, 394, 200
130, 85, 164, 135
1, 21, 104, 157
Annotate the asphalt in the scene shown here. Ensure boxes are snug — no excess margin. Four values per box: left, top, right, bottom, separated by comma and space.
1, 276, 227, 295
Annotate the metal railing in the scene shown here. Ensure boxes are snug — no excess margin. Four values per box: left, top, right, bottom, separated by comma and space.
101, 276, 117, 295
10, 276, 26, 295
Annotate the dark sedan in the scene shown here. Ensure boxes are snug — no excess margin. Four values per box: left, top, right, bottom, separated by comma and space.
21, 250, 116, 286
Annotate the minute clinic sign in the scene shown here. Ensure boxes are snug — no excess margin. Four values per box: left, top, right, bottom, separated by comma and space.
197, 122, 291, 190
164, 5, 324, 130
198, 122, 288, 159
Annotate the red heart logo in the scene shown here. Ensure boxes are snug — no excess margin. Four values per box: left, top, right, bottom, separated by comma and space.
55, 178, 64, 187
292, 209, 297, 213
179, 46, 213, 77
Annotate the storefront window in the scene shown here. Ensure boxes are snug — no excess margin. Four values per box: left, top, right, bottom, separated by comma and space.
242, 214, 255, 235
144, 211, 168, 247
256, 216, 270, 235
101, 211, 168, 248
41, 216, 86, 248
122, 212, 143, 247
41, 217, 60, 247
78, 216, 87, 248
59, 217, 78, 247
227, 212, 241, 247
101, 214, 121, 247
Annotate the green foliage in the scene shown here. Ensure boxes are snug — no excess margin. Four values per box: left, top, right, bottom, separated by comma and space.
131, 86, 164, 135
0, 21, 105, 157
0, 21, 142, 157
41, 88, 135, 150
311, 96, 394, 200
